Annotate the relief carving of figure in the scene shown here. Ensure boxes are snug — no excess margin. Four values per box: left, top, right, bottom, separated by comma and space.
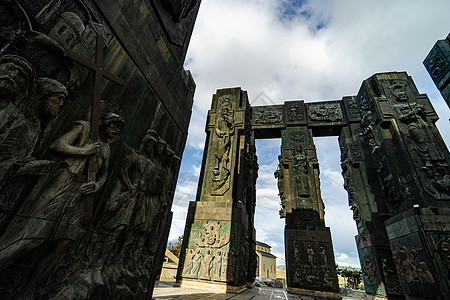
398, 246, 422, 282
293, 152, 309, 197
201, 248, 214, 280
319, 247, 327, 266
0, 76, 67, 227
213, 249, 222, 280
362, 257, 375, 283
307, 244, 314, 265
193, 221, 230, 248
120, 133, 170, 276
0, 104, 124, 295
191, 248, 203, 277
183, 248, 195, 275
274, 155, 286, 217
323, 268, 333, 287
212, 96, 234, 192
417, 261, 435, 284
224, 250, 235, 282
394, 102, 444, 169
308, 104, 343, 122
89, 131, 162, 284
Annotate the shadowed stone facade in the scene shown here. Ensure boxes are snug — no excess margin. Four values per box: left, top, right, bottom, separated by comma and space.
178, 72, 450, 300
424, 34, 450, 108
0, 0, 199, 298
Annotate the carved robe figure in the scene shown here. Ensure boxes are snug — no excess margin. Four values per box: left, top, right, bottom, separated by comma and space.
191, 248, 203, 277
224, 250, 235, 281
319, 247, 327, 265
307, 244, 314, 265
0, 106, 124, 295
213, 249, 222, 280
0, 76, 67, 227
394, 102, 443, 168
293, 152, 309, 197
88, 131, 161, 284
212, 97, 234, 191
201, 248, 214, 280
183, 248, 195, 275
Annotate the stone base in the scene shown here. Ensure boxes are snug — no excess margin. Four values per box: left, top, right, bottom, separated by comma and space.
287, 286, 341, 299
178, 279, 247, 294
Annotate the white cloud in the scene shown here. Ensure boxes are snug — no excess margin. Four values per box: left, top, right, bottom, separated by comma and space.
170, 0, 450, 270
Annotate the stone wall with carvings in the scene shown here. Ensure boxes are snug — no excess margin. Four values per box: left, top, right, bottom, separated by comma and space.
0, 0, 199, 298
424, 34, 450, 108
176, 88, 256, 292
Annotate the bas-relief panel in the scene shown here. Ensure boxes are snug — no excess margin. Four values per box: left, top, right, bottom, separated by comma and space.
307, 102, 343, 123
289, 240, 338, 292
183, 220, 233, 282
389, 232, 440, 299
377, 78, 449, 202
0, 1, 188, 299
252, 105, 284, 126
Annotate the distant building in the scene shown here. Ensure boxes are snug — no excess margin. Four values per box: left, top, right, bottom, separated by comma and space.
159, 249, 179, 281
255, 241, 277, 279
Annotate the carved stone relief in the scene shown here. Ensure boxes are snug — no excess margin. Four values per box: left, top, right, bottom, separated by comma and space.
291, 241, 336, 291
427, 50, 449, 80
0, 56, 68, 228
345, 96, 360, 118
252, 105, 283, 125
308, 103, 343, 122
293, 151, 310, 197
391, 246, 437, 290
274, 155, 286, 218
288, 131, 306, 153
193, 221, 230, 248
286, 101, 304, 122
379, 80, 450, 200
210, 95, 235, 195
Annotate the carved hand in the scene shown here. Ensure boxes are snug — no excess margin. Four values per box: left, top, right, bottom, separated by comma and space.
18, 160, 56, 176
80, 142, 102, 156
81, 181, 99, 195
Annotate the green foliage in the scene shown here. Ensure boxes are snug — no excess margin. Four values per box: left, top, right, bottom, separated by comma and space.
167, 235, 183, 258
336, 266, 362, 289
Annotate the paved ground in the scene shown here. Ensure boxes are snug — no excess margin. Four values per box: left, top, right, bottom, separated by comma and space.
152, 282, 367, 300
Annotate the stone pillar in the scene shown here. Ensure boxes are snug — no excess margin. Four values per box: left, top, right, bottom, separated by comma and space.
339, 123, 404, 299
357, 72, 450, 299
281, 126, 340, 298
424, 34, 450, 108
176, 88, 256, 292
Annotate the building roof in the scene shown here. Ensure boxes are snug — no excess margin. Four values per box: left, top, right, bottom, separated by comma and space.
256, 241, 271, 248
257, 250, 277, 259
164, 249, 179, 264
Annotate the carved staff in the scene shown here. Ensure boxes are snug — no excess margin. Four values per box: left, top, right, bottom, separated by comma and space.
64, 34, 124, 224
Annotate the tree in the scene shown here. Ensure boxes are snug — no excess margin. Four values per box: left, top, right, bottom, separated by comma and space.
167, 235, 183, 257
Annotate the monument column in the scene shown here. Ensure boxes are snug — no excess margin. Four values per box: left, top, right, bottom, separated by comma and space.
357, 72, 450, 299
280, 126, 340, 298
339, 121, 404, 299
176, 88, 257, 292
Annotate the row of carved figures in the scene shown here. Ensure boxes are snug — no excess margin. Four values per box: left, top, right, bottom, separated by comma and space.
182, 247, 234, 282
0, 54, 180, 298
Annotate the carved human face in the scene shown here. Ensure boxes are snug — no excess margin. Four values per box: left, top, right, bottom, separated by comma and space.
105, 121, 123, 141
0, 61, 30, 98
144, 139, 156, 154
156, 142, 166, 157
44, 93, 65, 117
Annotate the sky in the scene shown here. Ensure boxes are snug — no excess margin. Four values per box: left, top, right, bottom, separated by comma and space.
169, 0, 450, 268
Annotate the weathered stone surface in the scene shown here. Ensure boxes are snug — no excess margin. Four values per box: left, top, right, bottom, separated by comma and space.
424, 34, 450, 108
180, 72, 450, 299
0, 0, 198, 298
